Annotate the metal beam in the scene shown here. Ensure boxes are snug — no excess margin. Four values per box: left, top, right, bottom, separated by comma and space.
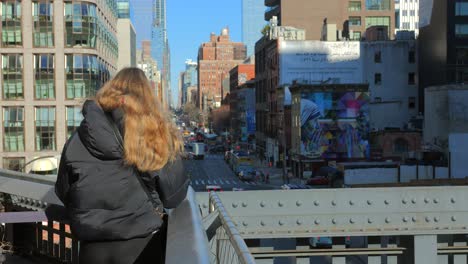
212, 187, 468, 238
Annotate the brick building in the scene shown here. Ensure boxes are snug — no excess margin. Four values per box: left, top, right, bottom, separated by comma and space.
265, 0, 395, 40
229, 65, 256, 142
197, 28, 246, 111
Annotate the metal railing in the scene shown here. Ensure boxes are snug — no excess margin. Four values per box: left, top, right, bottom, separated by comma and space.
207, 192, 256, 264
0, 169, 210, 264
1, 168, 468, 264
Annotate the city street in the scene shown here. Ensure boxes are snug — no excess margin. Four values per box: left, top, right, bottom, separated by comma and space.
183, 154, 273, 192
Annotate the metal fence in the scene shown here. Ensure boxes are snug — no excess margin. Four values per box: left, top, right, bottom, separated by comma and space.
1, 168, 468, 264
207, 192, 256, 264
0, 169, 211, 264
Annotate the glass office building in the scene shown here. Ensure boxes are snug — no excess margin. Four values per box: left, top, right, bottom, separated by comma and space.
242, 0, 265, 56
0, 0, 118, 171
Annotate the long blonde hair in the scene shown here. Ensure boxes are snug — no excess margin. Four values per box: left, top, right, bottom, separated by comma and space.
96, 68, 182, 171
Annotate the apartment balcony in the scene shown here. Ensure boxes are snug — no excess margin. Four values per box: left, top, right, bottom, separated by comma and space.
265, 0, 279, 7
265, 5, 280, 21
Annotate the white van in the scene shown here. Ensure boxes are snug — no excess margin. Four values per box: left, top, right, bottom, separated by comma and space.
192, 142, 205, 160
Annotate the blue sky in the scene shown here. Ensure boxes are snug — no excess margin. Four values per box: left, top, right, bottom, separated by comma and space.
131, 0, 242, 107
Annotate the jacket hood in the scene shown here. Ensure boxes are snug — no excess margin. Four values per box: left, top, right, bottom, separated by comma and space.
78, 100, 124, 160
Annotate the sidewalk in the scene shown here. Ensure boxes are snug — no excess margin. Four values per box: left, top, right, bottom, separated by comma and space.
252, 159, 305, 187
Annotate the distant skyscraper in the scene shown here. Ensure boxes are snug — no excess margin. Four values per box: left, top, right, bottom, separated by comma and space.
181, 60, 198, 105
117, 0, 133, 19
152, 0, 170, 108
395, 0, 419, 36
242, 0, 265, 55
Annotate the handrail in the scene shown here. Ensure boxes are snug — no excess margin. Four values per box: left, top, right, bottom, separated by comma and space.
0, 170, 213, 264
165, 187, 211, 264
210, 192, 256, 264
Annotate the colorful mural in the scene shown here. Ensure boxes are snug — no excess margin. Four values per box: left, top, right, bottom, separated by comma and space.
300, 91, 370, 159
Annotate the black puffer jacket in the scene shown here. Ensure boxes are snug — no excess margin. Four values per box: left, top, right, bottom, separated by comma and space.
55, 100, 188, 241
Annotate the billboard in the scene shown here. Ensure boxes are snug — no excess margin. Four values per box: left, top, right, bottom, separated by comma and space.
300, 91, 370, 159
279, 41, 363, 86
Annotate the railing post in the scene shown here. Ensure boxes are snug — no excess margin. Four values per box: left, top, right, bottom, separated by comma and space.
414, 235, 437, 264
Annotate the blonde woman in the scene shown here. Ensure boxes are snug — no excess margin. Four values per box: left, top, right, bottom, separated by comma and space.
55, 68, 188, 263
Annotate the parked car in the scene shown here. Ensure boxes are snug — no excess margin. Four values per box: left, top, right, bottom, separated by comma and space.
206, 185, 223, 192
237, 166, 256, 181
306, 176, 329, 186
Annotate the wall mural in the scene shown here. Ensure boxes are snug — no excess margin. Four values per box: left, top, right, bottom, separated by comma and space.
300, 91, 370, 159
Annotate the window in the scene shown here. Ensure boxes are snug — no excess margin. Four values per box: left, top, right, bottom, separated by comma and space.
66, 106, 83, 138
408, 97, 416, 109
65, 2, 98, 48
366, 16, 391, 30
415, 22, 418, 28
408, 72, 416, 85
394, 138, 409, 154
351, 31, 361, 40
409, 50, 416, 63
1, 0, 22, 46
32, 1, 54, 47
34, 54, 55, 99
410, 10, 415, 16
65, 54, 101, 99
374, 51, 382, 63
366, 0, 390, 11
456, 1, 468, 16
35, 107, 56, 151
456, 47, 468, 65
455, 24, 468, 37
374, 73, 382, 85
3, 157, 25, 171
349, 16, 362, 26
348, 1, 361, 11
402, 10, 407, 16
3, 107, 24, 152
2, 54, 23, 99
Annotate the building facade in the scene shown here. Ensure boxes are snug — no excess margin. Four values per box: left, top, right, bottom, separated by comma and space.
362, 40, 418, 130
229, 64, 255, 142
117, 0, 136, 70
395, 0, 419, 36
418, 0, 468, 112
117, 20, 136, 69
0, 0, 118, 171
197, 28, 246, 111
242, 0, 265, 56
424, 85, 468, 178
265, 0, 395, 40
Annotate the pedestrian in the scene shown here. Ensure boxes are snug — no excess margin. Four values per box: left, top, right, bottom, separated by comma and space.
55, 68, 189, 264
266, 172, 270, 184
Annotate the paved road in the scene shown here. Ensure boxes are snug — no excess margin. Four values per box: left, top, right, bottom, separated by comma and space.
183, 154, 272, 192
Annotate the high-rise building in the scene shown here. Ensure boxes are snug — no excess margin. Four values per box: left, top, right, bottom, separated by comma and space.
152, 0, 170, 109
137, 41, 161, 102
265, 0, 395, 40
180, 59, 197, 105
0, 0, 118, 172
117, 0, 136, 69
242, 0, 265, 55
395, 0, 419, 36
197, 28, 247, 111
418, 0, 467, 111
117, 0, 133, 19
141, 40, 152, 61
